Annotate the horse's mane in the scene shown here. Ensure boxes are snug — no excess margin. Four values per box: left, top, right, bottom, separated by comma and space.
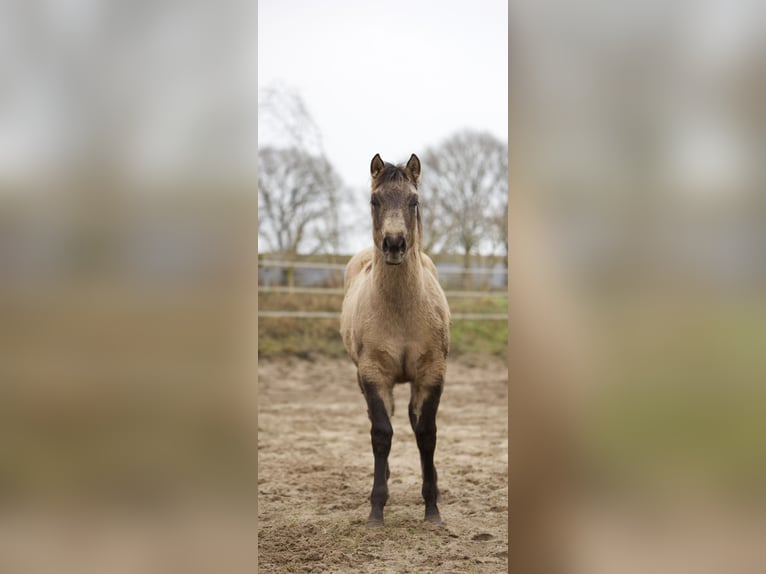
374, 163, 417, 189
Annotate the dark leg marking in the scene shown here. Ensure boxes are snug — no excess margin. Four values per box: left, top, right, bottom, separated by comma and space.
409, 381, 443, 524
361, 379, 392, 527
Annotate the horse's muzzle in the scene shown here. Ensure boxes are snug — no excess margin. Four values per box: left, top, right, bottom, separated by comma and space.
382, 235, 406, 265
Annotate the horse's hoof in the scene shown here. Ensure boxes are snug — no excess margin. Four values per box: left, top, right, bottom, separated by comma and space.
424, 512, 443, 526
366, 518, 384, 528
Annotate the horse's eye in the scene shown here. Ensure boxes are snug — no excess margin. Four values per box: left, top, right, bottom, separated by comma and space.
410, 199, 419, 208
370, 197, 380, 207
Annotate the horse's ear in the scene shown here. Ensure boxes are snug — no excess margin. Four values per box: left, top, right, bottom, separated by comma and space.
371, 154, 385, 179
405, 154, 421, 186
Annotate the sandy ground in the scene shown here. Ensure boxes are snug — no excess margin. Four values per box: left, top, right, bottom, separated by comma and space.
257, 355, 508, 574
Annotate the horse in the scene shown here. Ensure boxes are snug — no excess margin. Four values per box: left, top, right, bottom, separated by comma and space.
340, 153, 451, 527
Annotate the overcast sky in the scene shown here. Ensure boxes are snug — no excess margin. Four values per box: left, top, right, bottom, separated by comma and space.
257, 0, 508, 191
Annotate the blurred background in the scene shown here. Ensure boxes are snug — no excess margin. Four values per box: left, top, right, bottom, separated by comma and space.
509, 1, 766, 572
0, 1, 258, 572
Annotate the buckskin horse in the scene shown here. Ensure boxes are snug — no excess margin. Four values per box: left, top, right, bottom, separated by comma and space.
340, 153, 451, 527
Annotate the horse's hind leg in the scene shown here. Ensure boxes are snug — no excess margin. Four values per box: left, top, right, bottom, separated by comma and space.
360, 378, 393, 527
409, 378, 444, 525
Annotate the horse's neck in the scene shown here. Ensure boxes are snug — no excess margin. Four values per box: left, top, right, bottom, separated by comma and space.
372, 249, 424, 306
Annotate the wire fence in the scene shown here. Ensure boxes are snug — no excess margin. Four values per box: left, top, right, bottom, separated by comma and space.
258, 310, 507, 320
258, 258, 507, 321
258, 259, 505, 274
258, 286, 506, 298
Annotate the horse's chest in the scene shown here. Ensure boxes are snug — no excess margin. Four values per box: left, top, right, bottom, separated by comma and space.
360, 310, 438, 382
367, 337, 420, 382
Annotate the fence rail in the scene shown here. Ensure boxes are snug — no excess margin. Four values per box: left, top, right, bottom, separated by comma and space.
259, 259, 507, 275
258, 310, 507, 320
258, 258, 507, 321
259, 260, 346, 270
258, 286, 506, 298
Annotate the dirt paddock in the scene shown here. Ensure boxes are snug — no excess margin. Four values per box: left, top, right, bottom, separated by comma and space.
258, 355, 508, 573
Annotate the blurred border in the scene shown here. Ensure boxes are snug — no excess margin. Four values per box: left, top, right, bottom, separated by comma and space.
509, 1, 766, 573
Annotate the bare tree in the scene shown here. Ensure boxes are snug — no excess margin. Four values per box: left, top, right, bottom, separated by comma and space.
492, 198, 509, 267
420, 131, 508, 269
257, 146, 343, 283
258, 85, 348, 284
258, 83, 325, 156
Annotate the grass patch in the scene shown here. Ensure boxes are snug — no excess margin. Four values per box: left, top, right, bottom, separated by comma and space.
258, 292, 507, 359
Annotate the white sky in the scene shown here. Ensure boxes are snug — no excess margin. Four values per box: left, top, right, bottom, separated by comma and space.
257, 0, 508, 191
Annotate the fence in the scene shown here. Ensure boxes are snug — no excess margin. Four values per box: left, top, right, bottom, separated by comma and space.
258, 259, 507, 321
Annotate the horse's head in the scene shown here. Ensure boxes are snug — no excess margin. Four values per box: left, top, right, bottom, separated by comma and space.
369, 153, 422, 265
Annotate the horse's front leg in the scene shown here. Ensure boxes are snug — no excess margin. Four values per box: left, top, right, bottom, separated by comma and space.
360, 377, 394, 527
409, 376, 444, 524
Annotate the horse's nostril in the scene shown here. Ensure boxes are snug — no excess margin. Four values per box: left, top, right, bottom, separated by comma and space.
382, 235, 406, 253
